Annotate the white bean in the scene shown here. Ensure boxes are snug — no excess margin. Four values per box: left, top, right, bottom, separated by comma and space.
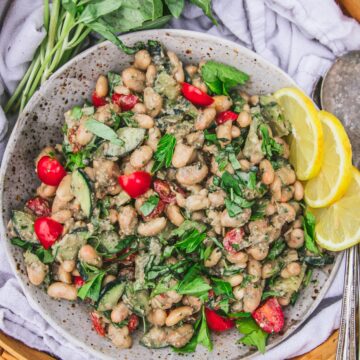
138, 217, 167, 236
47, 282, 77, 300
176, 163, 208, 185
134, 113, 154, 129
78, 245, 102, 267
134, 50, 152, 70
165, 204, 185, 226
204, 248, 222, 267
118, 205, 138, 235
130, 145, 153, 168
95, 75, 108, 98
111, 303, 130, 323
212, 95, 232, 112
122, 67, 145, 92
194, 108, 216, 130
144, 87, 163, 117
147, 308, 167, 326
172, 143, 196, 168
165, 306, 193, 327
224, 274, 243, 287
108, 324, 132, 349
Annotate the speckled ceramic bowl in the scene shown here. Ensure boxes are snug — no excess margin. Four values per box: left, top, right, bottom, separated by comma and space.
0, 30, 341, 360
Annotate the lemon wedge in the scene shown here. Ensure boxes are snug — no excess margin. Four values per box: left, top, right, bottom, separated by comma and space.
273, 87, 323, 180
304, 111, 352, 208
312, 167, 360, 251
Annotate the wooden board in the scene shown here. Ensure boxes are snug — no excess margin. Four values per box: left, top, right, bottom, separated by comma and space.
337, 0, 360, 21
0, 330, 339, 360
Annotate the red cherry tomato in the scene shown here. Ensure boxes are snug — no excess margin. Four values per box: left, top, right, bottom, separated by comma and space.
153, 180, 176, 204
118, 171, 152, 198
252, 298, 284, 334
90, 312, 106, 337
128, 314, 139, 333
74, 276, 85, 288
91, 91, 107, 107
143, 199, 165, 221
34, 217, 63, 249
216, 111, 238, 125
112, 93, 138, 111
181, 82, 214, 107
223, 228, 245, 254
25, 197, 51, 217
205, 308, 235, 332
37, 156, 66, 186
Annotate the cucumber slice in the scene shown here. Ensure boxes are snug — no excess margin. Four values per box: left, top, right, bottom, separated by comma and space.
52, 231, 88, 262
71, 169, 93, 218
97, 280, 125, 311
101, 127, 145, 159
12, 211, 38, 243
98, 231, 121, 253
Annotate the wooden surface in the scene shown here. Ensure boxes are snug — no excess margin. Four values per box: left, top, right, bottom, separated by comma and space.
337, 0, 360, 21
0, 329, 338, 360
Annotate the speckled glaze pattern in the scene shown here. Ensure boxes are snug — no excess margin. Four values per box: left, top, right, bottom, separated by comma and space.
0, 30, 341, 360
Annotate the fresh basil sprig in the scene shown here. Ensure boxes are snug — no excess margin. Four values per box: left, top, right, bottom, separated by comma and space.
151, 134, 176, 173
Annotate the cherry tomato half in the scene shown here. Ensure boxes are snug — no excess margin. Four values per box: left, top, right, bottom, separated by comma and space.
205, 308, 235, 332
223, 228, 245, 254
25, 197, 51, 217
74, 276, 85, 288
91, 91, 107, 107
128, 314, 139, 333
118, 171, 152, 198
153, 179, 176, 204
252, 298, 284, 334
34, 217, 63, 249
90, 312, 106, 337
181, 82, 214, 107
216, 111, 238, 125
37, 156, 66, 186
112, 93, 138, 111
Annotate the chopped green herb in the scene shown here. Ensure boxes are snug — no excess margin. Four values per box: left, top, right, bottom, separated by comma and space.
85, 118, 124, 146
211, 278, 233, 298
259, 124, 283, 157
303, 211, 320, 254
267, 238, 286, 260
107, 72, 122, 94
261, 290, 281, 301
140, 195, 159, 216
175, 228, 207, 253
71, 106, 83, 120
236, 317, 268, 354
77, 271, 106, 302
151, 134, 176, 173
176, 265, 211, 298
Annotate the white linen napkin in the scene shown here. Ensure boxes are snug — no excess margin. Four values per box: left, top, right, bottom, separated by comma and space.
0, 0, 359, 359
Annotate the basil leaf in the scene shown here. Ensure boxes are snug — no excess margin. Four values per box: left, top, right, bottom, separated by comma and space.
236, 318, 268, 354
201, 61, 249, 95
10, 237, 33, 250
107, 72, 122, 94
71, 106, 83, 120
211, 278, 233, 298
267, 238, 286, 260
303, 210, 320, 254
151, 134, 176, 173
164, 0, 185, 17
259, 124, 283, 157
176, 265, 211, 297
228, 312, 251, 319
115, 235, 138, 252
304, 254, 334, 266
140, 195, 159, 216
85, 118, 124, 146
175, 229, 207, 253
171, 220, 207, 238
197, 306, 213, 351
35, 247, 55, 264
77, 271, 106, 301
189, 0, 217, 25
261, 290, 282, 301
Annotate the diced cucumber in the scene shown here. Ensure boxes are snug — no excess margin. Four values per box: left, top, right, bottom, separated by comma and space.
52, 231, 88, 262
140, 327, 169, 348
97, 280, 125, 311
71, 169, 93, 218
97, 231, 121, 253
101, 127, 145, 159
123, 283, 150, 316
12, 211, 38, 243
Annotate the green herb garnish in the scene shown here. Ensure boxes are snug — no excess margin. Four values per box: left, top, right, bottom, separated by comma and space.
151, 134, 176, 172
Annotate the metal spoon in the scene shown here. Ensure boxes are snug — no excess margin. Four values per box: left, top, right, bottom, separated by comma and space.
313, 50, 360, 360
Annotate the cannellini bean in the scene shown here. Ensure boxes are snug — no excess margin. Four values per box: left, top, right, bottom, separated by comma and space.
260, 159, 275, 185
27, 262, 48, 286
247, 259, 262, 282
287, 228, 305, 249
165, 204, 185, 226
281, 262, 302, 278
132, 102, 146, 114
51, 209, 72, 224
243, 284, 262, 312
239, 159, 251, 171
146, 64, 157, 87
216, 121, 232, 146
167, 324, 194, 348
293, 181, 304, 201
109, 209, 118, 224
212, 95, 233, 112
78, 245, 102, 268
146, 127, 161, 151
270, 176, 282, 202
280, 186, 294, 202
204, 248, 222, 267
134, 49, 152, 70
233, 286, 245, 300
262, 262, 277, 279
231, 126, 241, 138
172, 143, 196, 168
76, 120, 94, 146
176, 163, 208, 186
276, 167, 296, 185
208, 190, 226, 208
134, 113, 154, 129
185, 65, 198, 77
182, 295, 202, 313
250, 95, 259, 105
118, 205, 138, 235
194, 108, 216, 130
278, 295, 291, 306
114, 85, 130, 95
103, 275, 116, 286
237, 111, 251, 128
168, 51, 185, 83
144, 87, 163, 117
274, 137, 290, 158
56, 175, 74, 202
47, 282, 77, 300
247, 242, 269, 261
224, 274, 243, 287
221, 208, 251, 228
108, 324, 132, 349
95, 75, 108, 97
226, 252, 248, 266
165, 306, 193, 327
58, 264, 72, 284
122, 67, 145, 92
138, 217, 167, 236
186, 131, 205, 148
265, 203, 276, 216
240, 91, 250, 103
192, 77, 208, 93
185, 193, 210, 212
147, 308, 167, 326
130, 145, 153, 168
111, 303, 130, 323
37, 183, 57, 198
62, 260, 75, 273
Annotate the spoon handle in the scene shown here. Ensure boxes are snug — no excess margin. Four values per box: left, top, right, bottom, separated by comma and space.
336, 246, 358, 359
